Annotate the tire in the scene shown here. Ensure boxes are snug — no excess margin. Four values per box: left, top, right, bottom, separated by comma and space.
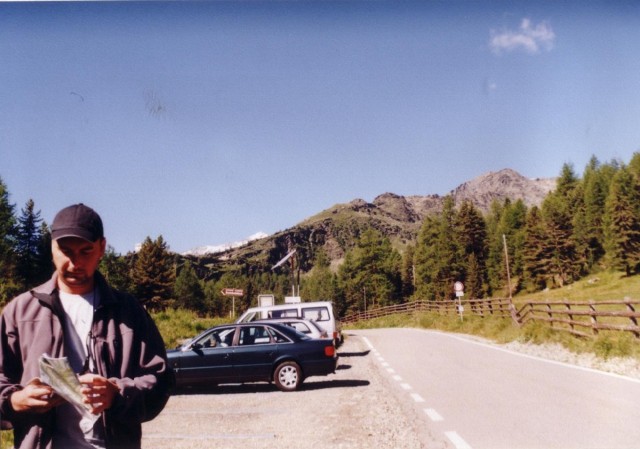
274, 361, 302, 392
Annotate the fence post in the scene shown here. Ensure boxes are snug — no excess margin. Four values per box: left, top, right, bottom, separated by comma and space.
589, 300, 598, 336
625, 297, 639, 338
565, 301, 574, 334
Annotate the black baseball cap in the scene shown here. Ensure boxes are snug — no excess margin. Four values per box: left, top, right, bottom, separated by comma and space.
51, 203, 104, 242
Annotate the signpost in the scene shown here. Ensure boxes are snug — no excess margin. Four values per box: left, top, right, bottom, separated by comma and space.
221, 288, 244, 319
453, 281, 464, 321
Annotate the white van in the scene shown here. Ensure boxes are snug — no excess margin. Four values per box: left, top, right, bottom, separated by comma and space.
237, 301, 343, 346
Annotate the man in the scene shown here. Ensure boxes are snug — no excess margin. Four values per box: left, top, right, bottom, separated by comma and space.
0, 204, 171, 449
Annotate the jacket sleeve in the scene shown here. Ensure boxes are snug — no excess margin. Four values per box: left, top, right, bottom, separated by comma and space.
0, 300, 25, 424
103, 297, 172, 424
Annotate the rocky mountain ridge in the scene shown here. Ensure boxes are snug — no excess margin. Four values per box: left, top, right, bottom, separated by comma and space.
190, 169, 556, 275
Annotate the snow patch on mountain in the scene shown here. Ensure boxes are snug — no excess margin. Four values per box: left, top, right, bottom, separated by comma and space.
182, 232, 269, 256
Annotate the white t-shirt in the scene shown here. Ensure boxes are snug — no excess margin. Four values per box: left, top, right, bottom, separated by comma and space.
55, 290, 105, 449
59, 290, 95, 372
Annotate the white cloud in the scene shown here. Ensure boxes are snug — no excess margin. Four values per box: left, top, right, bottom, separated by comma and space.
490, 18, 555, 55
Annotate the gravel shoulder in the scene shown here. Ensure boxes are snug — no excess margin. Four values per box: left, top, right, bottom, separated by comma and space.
142, 333, 437, 449
500, 340, 640, 379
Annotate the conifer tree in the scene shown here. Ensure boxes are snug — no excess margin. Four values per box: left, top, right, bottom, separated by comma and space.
303, 248, 338, 301
573, 156, 616, 270
337, 227, 402, 313
484, 199, 505, 294
335, 251, 357, 316
15, 199, 49, 289
174, 261, 205, 314
0, 177, 18, 303
464, 252, 484, 300
522, 206, 550, 291
414, 196, 460, 300
400, 244, 415, 298
455, 200, 488, 297
604, 166, 640, 275
37, 221, 52, 281
542, 195, 578, 286
628, 152, 640, 179
486, 199, 526, 295
131, 235, 175, 310
413, 215, 440, 300
203, 281, 222, 317
99, 246, 132, 293
541, 164, 581, 286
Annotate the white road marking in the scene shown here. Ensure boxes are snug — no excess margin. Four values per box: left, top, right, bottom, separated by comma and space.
362, 337, 374, 349
400, 383, 412, 390
445, 431, 473, 449
424, 408, 444, 422
410, 393, 425, 403
392, 374, 402, 381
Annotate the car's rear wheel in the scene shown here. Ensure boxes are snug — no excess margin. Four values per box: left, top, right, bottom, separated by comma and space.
274, 361, 302, 391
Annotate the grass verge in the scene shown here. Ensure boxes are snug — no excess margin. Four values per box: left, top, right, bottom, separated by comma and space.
348, 310, 640, 361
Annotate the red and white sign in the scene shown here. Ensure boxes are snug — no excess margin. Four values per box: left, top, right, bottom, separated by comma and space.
454, 281, 464, 292
221, 288, 244, 297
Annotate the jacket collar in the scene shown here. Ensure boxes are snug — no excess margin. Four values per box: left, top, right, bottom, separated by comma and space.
31, 271, 119, 308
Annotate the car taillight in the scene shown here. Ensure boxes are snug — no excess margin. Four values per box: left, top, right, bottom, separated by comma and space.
324, 345, 335, 357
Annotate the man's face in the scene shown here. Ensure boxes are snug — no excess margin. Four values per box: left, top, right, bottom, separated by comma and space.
52, 237, 106, 294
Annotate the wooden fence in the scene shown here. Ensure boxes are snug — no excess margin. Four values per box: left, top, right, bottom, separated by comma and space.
342, 298, 514, 323
516, 298, 640, 339
341, 296, 640, 339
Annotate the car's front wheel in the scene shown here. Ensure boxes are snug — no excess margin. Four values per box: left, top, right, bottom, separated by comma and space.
274, 361, 302, 391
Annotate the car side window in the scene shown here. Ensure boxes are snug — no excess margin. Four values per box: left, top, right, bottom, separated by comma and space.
198, 333, 217, 348
239, 326, 271, 346
197, 328, 233, 348
267, 327, 292, 343
302, 307, 329, 322
270, 308, 297, 318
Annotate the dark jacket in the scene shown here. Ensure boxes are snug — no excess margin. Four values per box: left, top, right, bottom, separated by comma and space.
0, 272, 171, 449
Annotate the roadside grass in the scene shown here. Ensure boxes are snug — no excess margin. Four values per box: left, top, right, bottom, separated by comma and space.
152, 308, 228, 349
348, 270, 640, 362
513, 269, 640, 305
0, 431, 11, 448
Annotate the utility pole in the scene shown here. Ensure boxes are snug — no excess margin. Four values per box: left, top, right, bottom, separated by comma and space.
502, 234, 519, 324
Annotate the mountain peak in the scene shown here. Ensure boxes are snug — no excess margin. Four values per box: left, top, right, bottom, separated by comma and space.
450, 168, 556, 212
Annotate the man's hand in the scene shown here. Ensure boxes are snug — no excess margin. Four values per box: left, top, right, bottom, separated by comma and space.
10, 378, 64, 413
78, 373, 119, 415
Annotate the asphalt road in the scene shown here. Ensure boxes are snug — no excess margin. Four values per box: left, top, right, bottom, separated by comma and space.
354, 328, 640, 449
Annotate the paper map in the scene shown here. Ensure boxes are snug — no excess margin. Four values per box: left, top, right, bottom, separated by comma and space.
38, 354, 99, 429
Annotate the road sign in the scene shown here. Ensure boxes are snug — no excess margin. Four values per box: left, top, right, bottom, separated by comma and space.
454, 281, 464, 292
221, 288, 244, 297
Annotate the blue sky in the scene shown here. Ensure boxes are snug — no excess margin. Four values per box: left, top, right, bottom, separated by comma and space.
2, 1, 640, 254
